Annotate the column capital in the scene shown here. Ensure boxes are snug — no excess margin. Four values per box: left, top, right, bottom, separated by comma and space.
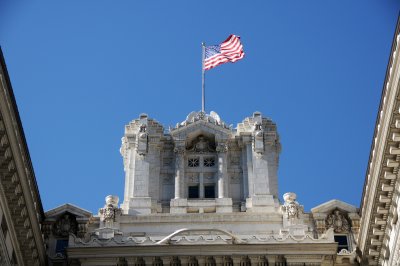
173, 146, 185, 155
216, 142, 228, 153
241, 134, 253, 144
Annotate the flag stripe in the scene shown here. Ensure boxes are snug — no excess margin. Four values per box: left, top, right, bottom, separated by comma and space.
204, 34, 245, 70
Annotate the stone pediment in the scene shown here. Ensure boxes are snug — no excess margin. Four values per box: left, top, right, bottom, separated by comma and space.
311, 199, 358, 214
170, 111, 233, 140
45, 203, 92, 220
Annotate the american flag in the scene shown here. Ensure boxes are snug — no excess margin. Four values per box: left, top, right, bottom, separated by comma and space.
204, 35, 245, 71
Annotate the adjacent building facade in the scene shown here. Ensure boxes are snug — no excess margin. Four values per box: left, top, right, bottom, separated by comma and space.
0, 49, 47, 265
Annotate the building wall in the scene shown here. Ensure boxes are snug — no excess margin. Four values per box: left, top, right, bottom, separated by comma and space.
0, 48, 47, 265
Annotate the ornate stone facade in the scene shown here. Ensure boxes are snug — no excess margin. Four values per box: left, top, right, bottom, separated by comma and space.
358, 16, 400, 266
0, 48, 47, 265
119, 111, 281, 215
63, 112, 361, 265
2, 15, 400, 266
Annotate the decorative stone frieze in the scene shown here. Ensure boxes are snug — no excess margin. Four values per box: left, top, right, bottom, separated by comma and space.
174, 111, 231, 130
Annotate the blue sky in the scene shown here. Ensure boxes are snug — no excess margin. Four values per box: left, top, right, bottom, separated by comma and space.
1, 1, 399, 213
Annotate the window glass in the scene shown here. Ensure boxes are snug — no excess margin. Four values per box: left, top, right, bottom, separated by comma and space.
188, 158, 200, 167
188, 186, 199, 198
203, 157, 215, 167
10, 251, 17, 266
55, 239, 69, 255
1, 216, 7, 237
204, 186, 215, 198
334, 235, 349, 252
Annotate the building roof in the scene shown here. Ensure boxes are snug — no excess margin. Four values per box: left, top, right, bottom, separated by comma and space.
358, 14, 400, 265
0, 47, 46, 265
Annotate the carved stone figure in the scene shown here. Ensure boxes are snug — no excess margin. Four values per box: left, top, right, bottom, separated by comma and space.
53, 214, 77, 237
281, 192, 303, 220
325, 209, 350, 233
253, 122, 264, 155
254, 122, 263, 131
99, 195, 122, 228
139, 124, 147, 133
189, 136, 214, 153
101, 205, 116, 222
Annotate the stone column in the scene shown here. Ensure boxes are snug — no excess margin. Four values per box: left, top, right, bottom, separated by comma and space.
214, 256, 223, 265
240, 142, 249, 199
160, 256, 171, 266
197, 256, 205, 266
174, 145, 185, 199
232, 256, 241, 266
216, 142, 228, 198
243, 136, 254, 197
143, 257, 154, 266
180, 256, 189, 265
199, 173, 204, 198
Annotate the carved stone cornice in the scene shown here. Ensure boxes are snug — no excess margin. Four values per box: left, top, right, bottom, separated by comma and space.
0, 50, 47, 265
358, 24, 400, 265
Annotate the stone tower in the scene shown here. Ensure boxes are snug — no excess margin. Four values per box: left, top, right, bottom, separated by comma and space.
120, 111, 281, 214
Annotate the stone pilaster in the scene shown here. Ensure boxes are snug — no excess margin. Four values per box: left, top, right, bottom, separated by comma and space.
216, 141, 228, 198
239, 141, 249, 201
243, 135, 254, 198
244, 136, 276, 213
173, 144, 185, 199
312, 213, 328, 237
170, 142, 188, 213
215, 141, 233, 213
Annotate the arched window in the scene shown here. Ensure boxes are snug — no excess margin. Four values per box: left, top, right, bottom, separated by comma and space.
186, 135, 217, 199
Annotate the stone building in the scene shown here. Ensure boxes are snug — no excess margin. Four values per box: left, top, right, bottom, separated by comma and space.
0, 16, 400, 266
59, 110, 360, 266
0, 48, 47, 265
357, 16, 400, 265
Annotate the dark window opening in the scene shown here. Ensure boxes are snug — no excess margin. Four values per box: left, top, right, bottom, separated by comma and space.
334, 235, 349, 253
1, 216, 8, 237
188, 186, 199, 198
204, 185, 215, 198
10, 251, 17, 266
55, 239, 69, 255
203, 157, 215, 167
188, 158, 200, 167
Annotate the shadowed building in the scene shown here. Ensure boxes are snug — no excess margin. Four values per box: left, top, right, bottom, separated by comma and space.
0, 49, 46, 265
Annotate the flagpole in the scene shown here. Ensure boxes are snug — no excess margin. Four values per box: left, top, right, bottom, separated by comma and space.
201, 42, 205, 113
